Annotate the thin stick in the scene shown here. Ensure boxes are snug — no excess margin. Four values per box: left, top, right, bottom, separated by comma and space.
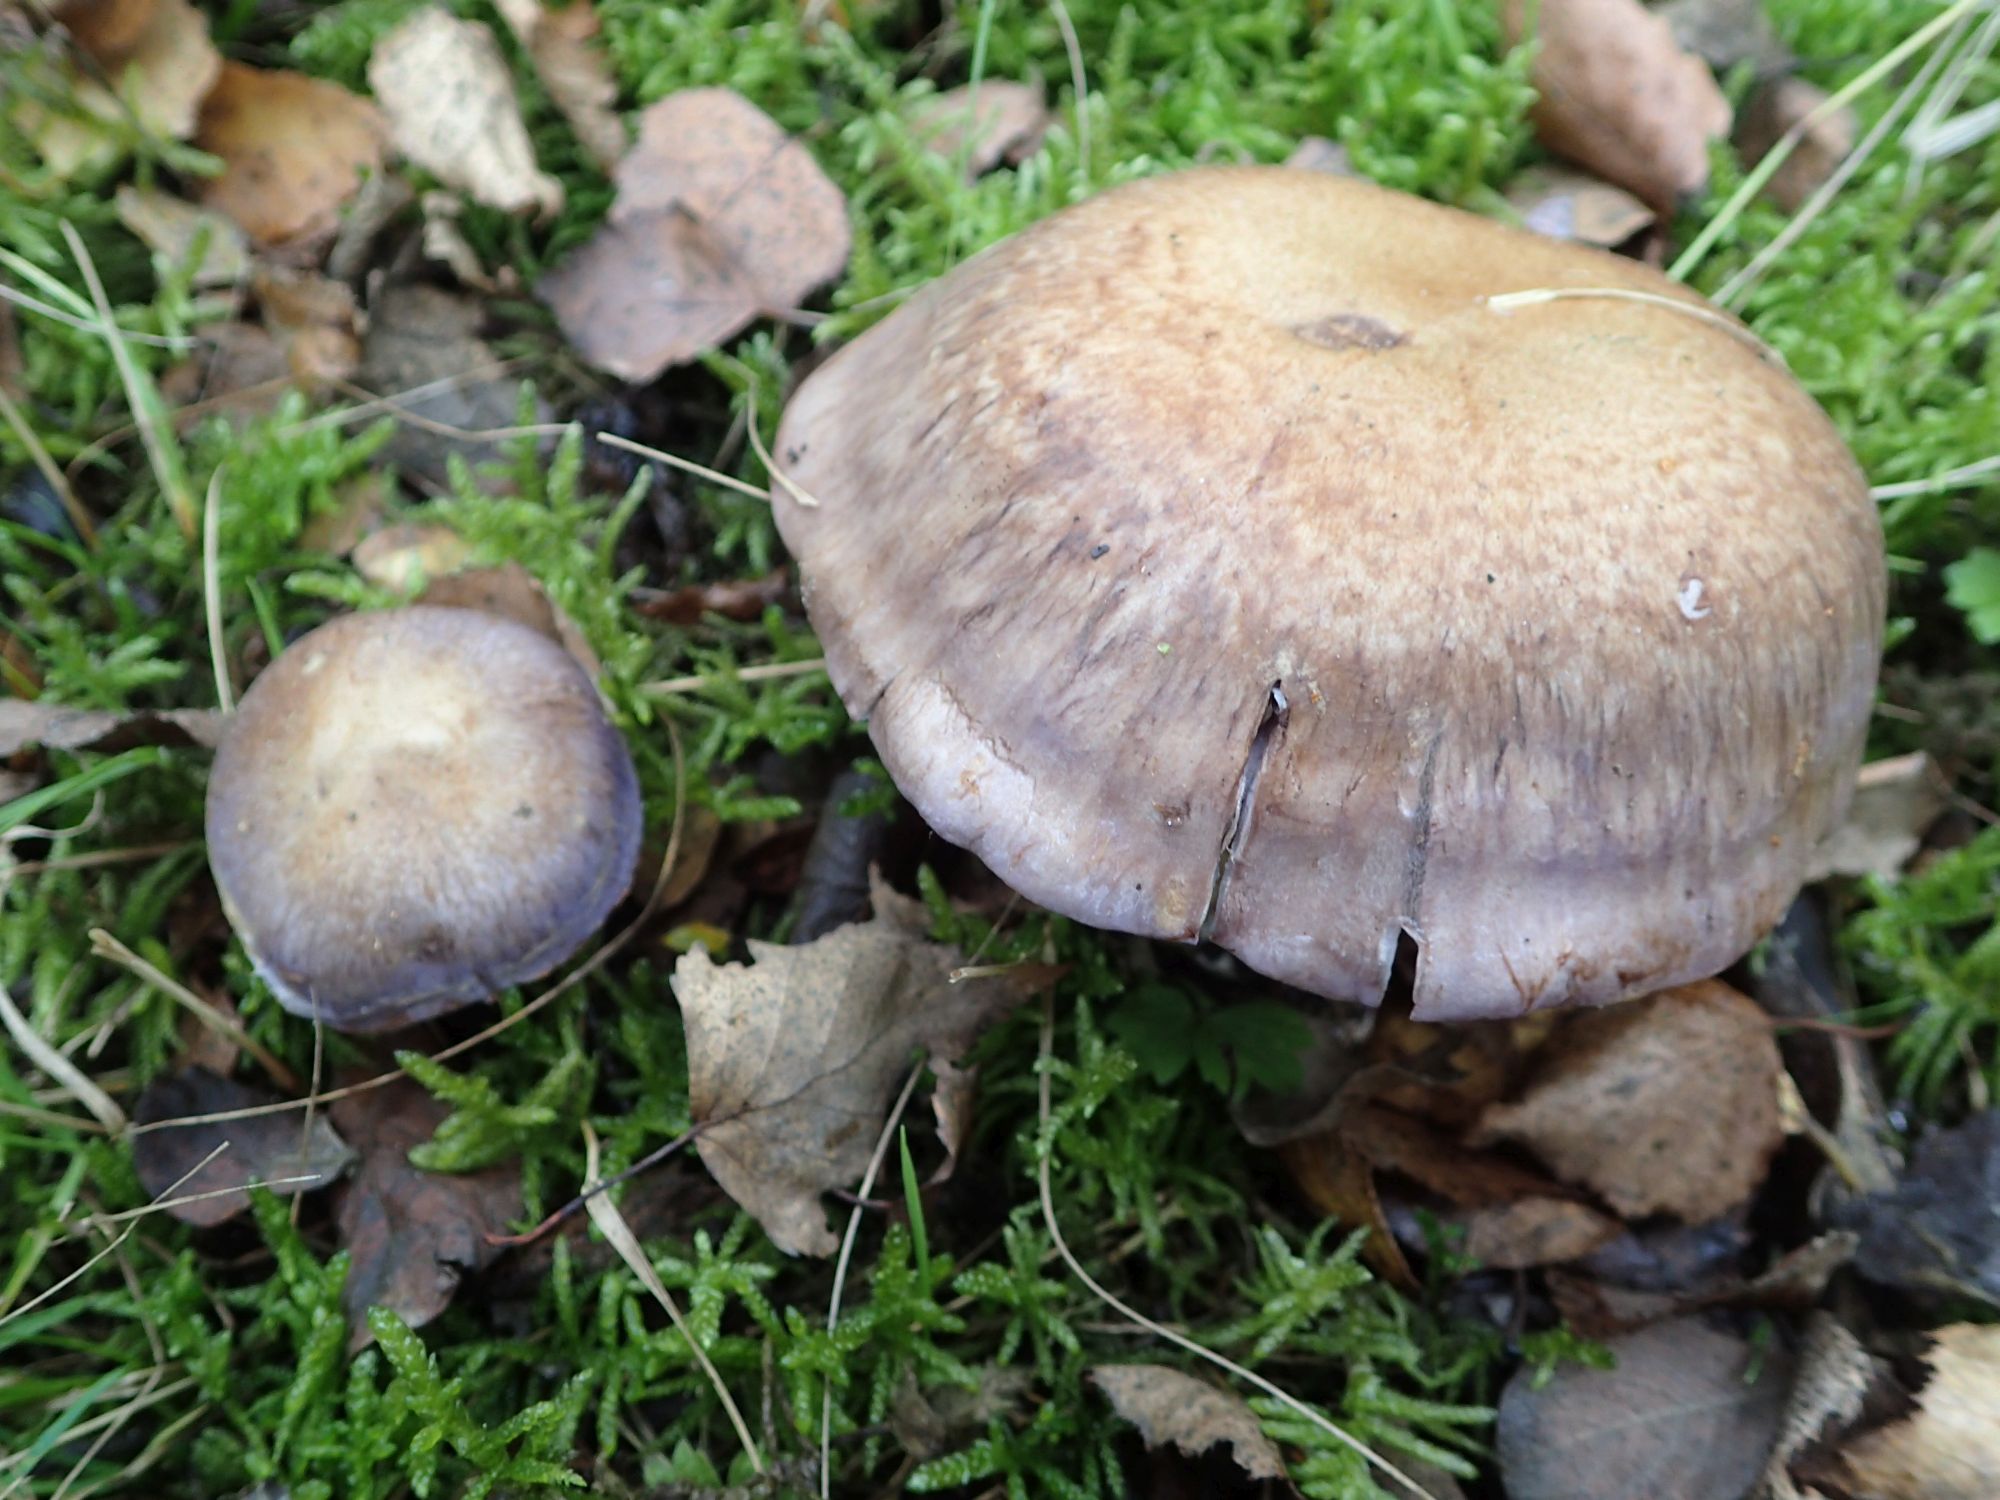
293, 358, 535, 432
61, 222, 194, 537
593, 431, 773, 502
1033, 992, 1437, 1500
201, 468, 233, 713
0, 385, 95, 548
87, 930, 297, 1092
581, 1120, 766, 1474
0, 977, 125, 1132
740, 376, 821, 509
91, 1171, 323, 1224
1049, 0, 1091, 182
0, 840, 192, 884
640, 658, 827, 698
485, 1127, 700, 1247
821, 1065, 925, 1498
1870, 453, 2000, 499
1670, 0, 1984, 283
0, 280, 198, 349
1484, 287, 1778, 360
127, 721, 690, 1137
0, 1096, 113, 1134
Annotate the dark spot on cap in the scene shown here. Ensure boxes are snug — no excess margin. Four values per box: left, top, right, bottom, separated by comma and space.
1090, 544, 1110, 559
1290, 313, 1406, 351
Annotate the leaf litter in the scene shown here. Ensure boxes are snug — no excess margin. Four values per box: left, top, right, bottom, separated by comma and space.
131, 1068, 352, 1226
1088, 1364, 1287, 1482
671, 874, 1030, 1255
493, 0, 625, 172
194, 63, 387, 250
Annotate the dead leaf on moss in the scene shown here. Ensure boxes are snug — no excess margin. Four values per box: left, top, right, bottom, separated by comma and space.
132, 1068, 352, 1226
540, 88, 852, 381
368, 7, 563, 218
672, 875, 1028, 1255
910, 81, 1048, 178
332, 1076, 522, 1349
494, 0, 625, 172
1505, 164, 1655, 248
1089, 1365, 1286, 1482
0, 699, 224, 757
1503, 0, 1731, 211
417, 562, 601, 676
1737, 77, 1857, 214
194, 63, 387, 248
1764, 1313, 1879, 1500
351, 523, 473, 592
30, 0, 219, 174
158, 322, 292, 418
1498, 1317, 1794, 1500
1810, 753, 1948, 882
1836, 1324, 2000, 1500
1474, 980, 1785, 1222
1659, 0, 1790, 73
636, 568, 790, 624
114, 185, 250, 288
253, 265, 361, 391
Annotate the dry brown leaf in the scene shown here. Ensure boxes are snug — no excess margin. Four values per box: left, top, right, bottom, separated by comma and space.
1457, 1196, 1623, 1270
540, 88, 852, 381
1504, 164, 1656, 248
132, 1068, 353, 1226
636, 569, 790, 624
672, 876, 1028, 1255
1088, 1365, 1286, 1482
1737, 77, 1858, 215
332, 1076, 522, 1349
253, 265, 361, 391
1809, 752, 1948, 882
494, 0, 625, 172
0, 699, 224, 757
177, 985, 243, 1076
927, 1057, 978, 1186
910, 81, 1048, 178
368, 7, 562, 218
42, 0, 218, 157
194, 63, 387, 248
351, 522, 473, 591
158, 321, 292, 420
1498, 1317, 1794, 1500
417, 562, 601, 676
1474, 980, 1784, 1222
355, 283, 538, 489
1503, 0, 1732, 212
419, 191, 503, 293
1840, 1325, 2000, 1500
113, 186, 249, 288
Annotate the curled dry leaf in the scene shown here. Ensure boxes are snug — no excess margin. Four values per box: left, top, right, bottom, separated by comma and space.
1838, 1324, 2000, 1500
331, 1076, 522, 1350
132, 1068, 353, 1226
1736, 76, 1859, 217
0, 698, 225, 757
1503, 0, 1731, 212
540, 88, 853, 382
1765, 1313, 1879, 1500
493, 0, 625, 172
671, 876, 1028, 1255
1088, 1365, 1286, 1482
910, 81, 1048, 179
1497, 1317, 1794, 1500
368, 7, 563, 218
1474, 980, 1785, 1223
194, 64, 387, 248
113, 186, 250, 288
1504, 164, 1656, 248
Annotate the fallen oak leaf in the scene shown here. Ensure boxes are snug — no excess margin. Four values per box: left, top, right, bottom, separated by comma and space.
493, 0, 625, 172
331, 1075, 522, 1350
540, 88, 851, 381
368, 6, 563, 218
194, 63, 387, 248
671, 874, 1029, 1255
1473, 980, 1785, 1223
1503, 0, 1732, 212
1089, 1364, 1286, 1482
132, 1068, 352, 1225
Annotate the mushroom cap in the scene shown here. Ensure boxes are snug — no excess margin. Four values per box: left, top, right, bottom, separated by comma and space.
772, 166, 1884, 1021
206, 605, 642, 1032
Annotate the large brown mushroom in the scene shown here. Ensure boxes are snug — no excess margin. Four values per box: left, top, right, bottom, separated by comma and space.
205, 605, 642, 1032
771, 165, 1884, 1021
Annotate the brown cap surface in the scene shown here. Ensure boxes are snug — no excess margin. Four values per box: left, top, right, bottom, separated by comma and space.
206, 605, 642, 1032
772, 166, 1884, 1020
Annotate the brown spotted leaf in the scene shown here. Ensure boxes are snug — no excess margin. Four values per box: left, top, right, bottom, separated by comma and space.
672, 876, 1027, 1255
368, 7, 562, 217
133, 1068, 352, 1226
1504, 0, 1731, 211
1474, 980, 1784, 1222
540, 88, 851, 381
331, 1077, 522, 1349
1089, 1365, 1286, 1482
194, 64, 387, 247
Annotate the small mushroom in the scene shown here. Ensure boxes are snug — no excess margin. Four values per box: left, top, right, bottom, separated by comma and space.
205, 605, 642, 1032
771, 165, 1884, 1022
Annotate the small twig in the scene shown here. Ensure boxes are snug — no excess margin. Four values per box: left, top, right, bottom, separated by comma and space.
1869, 452, 2000, 499
1484, 286, 1779, 361
292, 358, 535, 433
822, 1065, 925, 1498
581, 1119, 766, 1474
0, 279, 199, 349
61, 221, 194, 537
485, 1126, 700, 1247
201, 467, 234, 714
1048, 0, 1091, 183
741, 373, 822, 509
0, 976, 126, 1132
591, 431, 774, 502
88, 930, 298, 1092
640, 657, 827, 697
0, 840, 194, 885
